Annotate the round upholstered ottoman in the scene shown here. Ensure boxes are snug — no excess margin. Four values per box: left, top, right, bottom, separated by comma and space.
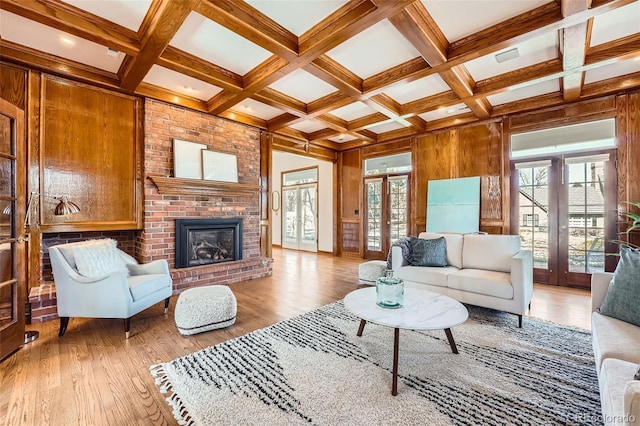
175, 285, 237, 335
358, 260, 388, 285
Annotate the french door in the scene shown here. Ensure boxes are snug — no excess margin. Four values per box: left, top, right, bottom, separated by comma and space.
364, 175, 409, 260
0, 98, 26, 361
282, 183, 317, 252
512, 150, 616, 288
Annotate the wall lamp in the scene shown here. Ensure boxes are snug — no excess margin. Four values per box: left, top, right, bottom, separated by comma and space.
23, 191, 81, 228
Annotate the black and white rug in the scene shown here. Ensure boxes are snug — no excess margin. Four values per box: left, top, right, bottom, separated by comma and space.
150, 302, 601, 425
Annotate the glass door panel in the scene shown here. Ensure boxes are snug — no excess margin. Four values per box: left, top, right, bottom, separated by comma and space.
389, 176, 408, 244
364, 175, 409, 260
365, 179, 382, 252
517, 164, 550, 274
281, 184, 317, 252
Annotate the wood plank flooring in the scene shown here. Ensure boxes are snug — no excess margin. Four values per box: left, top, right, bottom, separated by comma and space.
0, 248, 592, 425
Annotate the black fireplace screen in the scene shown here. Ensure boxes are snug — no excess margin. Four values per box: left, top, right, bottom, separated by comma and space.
175, 218, 242, 268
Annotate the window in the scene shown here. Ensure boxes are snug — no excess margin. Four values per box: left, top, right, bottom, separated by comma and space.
364, 153, 411, 176
522, 214, 539, 227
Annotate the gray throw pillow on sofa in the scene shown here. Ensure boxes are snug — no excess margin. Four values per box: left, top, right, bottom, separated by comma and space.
410, 236, 447, 267
599, 245, 640, 327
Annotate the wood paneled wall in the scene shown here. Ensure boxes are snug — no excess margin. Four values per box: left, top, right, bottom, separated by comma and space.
338, 91, 640, 256
38, 75, 143, 232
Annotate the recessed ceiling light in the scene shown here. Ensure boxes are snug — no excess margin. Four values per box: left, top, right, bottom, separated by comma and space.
59, 36, 74, 46
495, 48, 519, 64
106, 48, 119, 58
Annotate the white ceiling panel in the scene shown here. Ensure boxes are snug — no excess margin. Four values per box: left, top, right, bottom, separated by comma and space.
230, 99, 283, 121
487, 79, 559, 106
383, 74, 450, 104
328, 102, 377, 121
244, 0, 349, 36
422, 0, 549, 42
329, 134, 358, 143
326, 19, 420, 79
143, 65, 223, 100
585, 59, 640, 85
465, 31, 558, 82
268, 69, 337, 103
170, 12, 272, 76
590, 1, 640, 47
418, 103, 468, 122
290, 120, 327, 133
61, 0, 151, 32
366, 120, 408, 134
0, 11, 125, 73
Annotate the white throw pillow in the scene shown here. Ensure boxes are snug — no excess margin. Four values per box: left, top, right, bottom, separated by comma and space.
72, 239, 127, 278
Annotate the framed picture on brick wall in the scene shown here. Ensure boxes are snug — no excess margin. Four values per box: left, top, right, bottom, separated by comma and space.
173, 139, 206, 179
202, 149, 238, 183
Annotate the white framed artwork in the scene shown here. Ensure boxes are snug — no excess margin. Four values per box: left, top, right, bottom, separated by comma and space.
173, 139, 207, 179
202, 149, 238, 183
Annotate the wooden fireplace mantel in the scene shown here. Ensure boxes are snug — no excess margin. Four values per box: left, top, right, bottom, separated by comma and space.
148, 175, 260, 197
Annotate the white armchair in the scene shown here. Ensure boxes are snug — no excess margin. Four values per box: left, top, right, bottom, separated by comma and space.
49, 240, 173, 338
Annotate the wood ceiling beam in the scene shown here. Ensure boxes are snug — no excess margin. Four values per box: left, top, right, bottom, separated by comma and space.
267, 113, 302, 132
363, 57, 433, 95
367, 94, 402, 117
388, 2, 490, 119
560, 0, 592, 102
218, 109, 268, 128
158, 46, 244, 92
304, 57, 363, 97
136, 82, 209, 112
401, 91, 461, 116
348, 112, 392, 132
119, 0, 198, 92
474, 59, 564, 96
316, 114, 348, 132
308, 128, 343, 142
307, 92, 355, 117
298, 0, 417, 57
0, 40, 120, 88
0, 0, 140, 56
253, 88, 307, 116
586, 33, 640, 65
405, 116, 427, 133
446, 0, 635, 66
196, 0, 298, 58
389, 3, 447, 66
581, 71, 640, 98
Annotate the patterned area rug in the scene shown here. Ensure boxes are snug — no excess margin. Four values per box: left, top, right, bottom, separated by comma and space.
150, 302, 601, 425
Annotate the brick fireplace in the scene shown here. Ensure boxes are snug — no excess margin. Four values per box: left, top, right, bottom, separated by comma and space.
139, 99, 272, 291
34, 99, 272, 322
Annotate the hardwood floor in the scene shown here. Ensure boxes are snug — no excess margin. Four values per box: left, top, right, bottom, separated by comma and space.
0, 248, 592, 425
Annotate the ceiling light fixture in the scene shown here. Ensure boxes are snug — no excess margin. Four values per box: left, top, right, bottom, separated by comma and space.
59, 36, 74, 45
495, 48, 519, 64
106, 48, 119, 58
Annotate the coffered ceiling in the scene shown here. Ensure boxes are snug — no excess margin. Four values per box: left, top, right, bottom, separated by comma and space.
1, 0, 639, 151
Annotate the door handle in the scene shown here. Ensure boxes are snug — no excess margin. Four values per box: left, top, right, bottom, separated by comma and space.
17, 235, 30, 243
560, 225, 567, 230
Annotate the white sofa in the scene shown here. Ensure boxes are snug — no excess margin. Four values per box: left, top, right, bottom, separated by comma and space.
391, 232, 533, 327
591, 272, 640, 425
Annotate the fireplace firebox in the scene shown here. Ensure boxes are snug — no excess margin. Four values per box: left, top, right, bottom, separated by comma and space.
175, 218, 243, 268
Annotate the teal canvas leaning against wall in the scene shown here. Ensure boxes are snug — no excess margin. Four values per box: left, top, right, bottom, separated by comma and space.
426, 176, 480, 234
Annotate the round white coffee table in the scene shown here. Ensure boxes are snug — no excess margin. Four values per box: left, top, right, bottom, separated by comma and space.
343, 287, 468, 395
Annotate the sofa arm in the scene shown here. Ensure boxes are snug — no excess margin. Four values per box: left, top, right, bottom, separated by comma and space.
127, 259, 170, 276
510, 250, 533, 314
625, 381, 640, 426
391, 246, 408, 271
591, 272, 613, 312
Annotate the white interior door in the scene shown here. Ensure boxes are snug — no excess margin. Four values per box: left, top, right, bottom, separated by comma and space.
282, 183, 317, 252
